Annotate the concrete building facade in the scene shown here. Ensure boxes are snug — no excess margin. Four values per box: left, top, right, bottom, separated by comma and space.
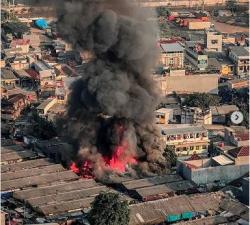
160, 43, 184, 69
154, 74, 218, 95
229, 46, 249, 78
158, 124, 209, 156
205, 30, 222, 52
181, 107, 212, 125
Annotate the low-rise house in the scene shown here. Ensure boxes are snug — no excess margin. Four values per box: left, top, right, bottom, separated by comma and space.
0, 59, 6, 68
181, 107, 212, 125
224, 126, 249, 147
36, 98, 57, 118
177, 155, 249, 185
159, 43, 184, 69
10, 39, 30, 54
158, 124, 209, 156
14, 69, 38, 88
227, 79, 249, 90
1, 94, 29, 122
1, 68, 19, 89
228, 46, 249, 78
155, 108, 174, 125
4, 48, 24, 58
228, 146, 249, 165
9, 55, 29, 70
210, 105, 239, 124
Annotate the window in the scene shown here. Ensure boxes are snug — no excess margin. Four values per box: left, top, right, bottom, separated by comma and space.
202, 145, 207, 149
211, 40, 218, 44
190, 146, 194, 150
196, 133, 200, 138
196, 146, 200, 150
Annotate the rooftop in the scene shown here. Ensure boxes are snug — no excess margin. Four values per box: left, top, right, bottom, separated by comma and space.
160, 42, 184, 53
11, 39, 30, 46
230, 46, 249, 57
37, 98, 56, 110
212, 155, 234, 166
155, 108, 173, 114
228, 146, 249, 158
33, 60, 52, 71
1, 68, 18, 80
158, 124, 207, 135
210, 105, 239, 116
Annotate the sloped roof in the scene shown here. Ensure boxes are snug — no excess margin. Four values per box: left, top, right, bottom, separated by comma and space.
160, 42, 184, 53
1, 68, 18, 80
228, 146, 249, 158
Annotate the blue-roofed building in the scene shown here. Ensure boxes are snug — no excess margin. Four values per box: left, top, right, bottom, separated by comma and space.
35, 19, 48, 30
159, 42, 184, 69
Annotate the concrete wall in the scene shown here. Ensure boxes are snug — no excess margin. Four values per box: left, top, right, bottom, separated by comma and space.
154, 74, 218, 95
179, 163, 249, 185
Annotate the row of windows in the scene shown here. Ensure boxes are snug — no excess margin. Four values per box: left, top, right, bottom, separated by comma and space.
164, 133, 207, 140
175, 145, 207, 152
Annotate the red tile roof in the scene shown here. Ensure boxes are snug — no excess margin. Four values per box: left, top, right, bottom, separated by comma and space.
25, 69, 39, 80
235, 132, 249, 141
11, 39, 30, 46
238, 146, 249, 157
228, 146, 249, 158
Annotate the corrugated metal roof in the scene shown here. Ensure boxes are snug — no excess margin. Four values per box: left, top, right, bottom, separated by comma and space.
160, 43, 184, 53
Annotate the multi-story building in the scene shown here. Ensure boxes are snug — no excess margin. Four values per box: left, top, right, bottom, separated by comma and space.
185, 41, 208, 71
1, 94, 29, 122
228, 46, 249, 78
160, 43, 184, 69
10, 39, 30, 54
158, 124, 209, 156
205, 30, 222, 52
181, 107, 212, 125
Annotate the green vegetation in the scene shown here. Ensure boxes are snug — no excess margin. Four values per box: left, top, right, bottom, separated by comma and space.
183, 93, 221, 110
88, 192, 129, 225
30, 111, 57, 140
1, 10, 19, 23
2, 21, 30, 38
226, 0, 238, 12
219, 87, 249, 128
156, 7, 169, 17
163, 145, 177, 167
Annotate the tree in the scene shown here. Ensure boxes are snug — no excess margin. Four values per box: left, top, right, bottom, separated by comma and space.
30, 111, 57, 140
156, 7, 169, 17
183, 93, 221, 110
88, 192, 129, 225
3, 21, 30, 38
163, 145, 177, 167
226, 0, 237, 13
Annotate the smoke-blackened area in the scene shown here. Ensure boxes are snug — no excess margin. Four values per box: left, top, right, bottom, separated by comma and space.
48, 0, 166, 178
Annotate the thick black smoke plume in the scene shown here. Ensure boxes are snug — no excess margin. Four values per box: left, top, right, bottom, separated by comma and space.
37, 0, 166, 176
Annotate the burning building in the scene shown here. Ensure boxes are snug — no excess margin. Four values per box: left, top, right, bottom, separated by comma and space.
37, 0, 165, 178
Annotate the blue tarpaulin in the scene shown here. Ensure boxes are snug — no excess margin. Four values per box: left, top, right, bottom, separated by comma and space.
35, 18, 48, 29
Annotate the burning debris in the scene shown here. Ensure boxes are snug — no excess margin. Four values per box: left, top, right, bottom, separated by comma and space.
38, 0, 166, 178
